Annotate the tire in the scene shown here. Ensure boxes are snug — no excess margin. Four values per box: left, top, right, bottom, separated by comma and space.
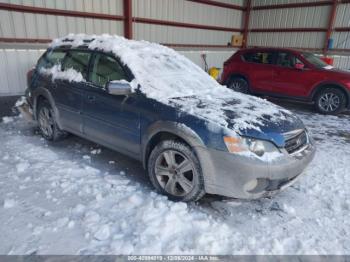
314, 88, 346, 115
227, 76, 249, 94
147, 140, 205, 202
37, 100, 67, 141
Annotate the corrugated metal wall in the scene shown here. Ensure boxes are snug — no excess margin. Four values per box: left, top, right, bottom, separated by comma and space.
249, 1, 330, 49
132, 0, 243, 45
252, 0, 326, 6
249, 32, 325, 49
0, 49, 45, 96
0, 0, 123, 13
0, 0, 124, 39
332, 3, 350, 50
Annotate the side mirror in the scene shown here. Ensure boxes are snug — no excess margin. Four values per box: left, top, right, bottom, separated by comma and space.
294, 63, 305, 70
106, 80, 133, 96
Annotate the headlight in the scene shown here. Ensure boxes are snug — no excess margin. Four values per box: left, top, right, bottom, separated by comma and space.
223, 136, 278, 157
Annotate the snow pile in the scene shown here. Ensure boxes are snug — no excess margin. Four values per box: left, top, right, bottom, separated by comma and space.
3, 199, 17, 209
15, 96, 27, 107
40, 64, 85, 83
2, 117, 14, 124
50, 34, 294, 132
1, 112, 349, 254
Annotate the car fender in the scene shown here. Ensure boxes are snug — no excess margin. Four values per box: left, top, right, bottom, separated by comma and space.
309, 81, 350, 106
142, 121, 206, 164
141, 121, 217, 191
32, 86, 64, 129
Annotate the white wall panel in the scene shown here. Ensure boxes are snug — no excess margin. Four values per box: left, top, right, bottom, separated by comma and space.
333, 55, 350, 70
251, 0, 325, 7
134, 23, 233, 45
250, 6, 329, 29
132, 0, 243, 28
0, 11, 124, 38
0, 49, 45, 96
0, 0, 124, 15
332, 31, 350, 50
248, 32, 324, 49
179, 50, 235, 69
219, 0, 244, 6
335, 3, 350, 27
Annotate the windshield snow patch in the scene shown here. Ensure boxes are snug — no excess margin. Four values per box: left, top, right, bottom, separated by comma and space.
40, 64, 85, 83
51, 34, 294, 133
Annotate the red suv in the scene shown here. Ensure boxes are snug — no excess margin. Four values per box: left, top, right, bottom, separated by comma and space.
221, 48, 350, 114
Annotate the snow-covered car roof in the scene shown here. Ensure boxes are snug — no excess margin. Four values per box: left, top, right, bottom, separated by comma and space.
50, 34, 297, 133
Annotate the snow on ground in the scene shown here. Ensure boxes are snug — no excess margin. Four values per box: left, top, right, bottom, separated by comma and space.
0, 108, 349, 255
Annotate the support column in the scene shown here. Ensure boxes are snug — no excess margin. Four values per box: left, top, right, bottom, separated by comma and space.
124, 0, 132, 39
242, 0, 251, 48
323, 0, 338, 55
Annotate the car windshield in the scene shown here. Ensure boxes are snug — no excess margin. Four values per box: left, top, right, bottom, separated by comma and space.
301, 52, 329, 68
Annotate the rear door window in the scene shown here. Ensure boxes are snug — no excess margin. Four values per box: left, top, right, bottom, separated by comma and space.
62, 51, 91, 80
37, 50, 66, 69
90, 53, 128, 88
242, 52, 274, 65
276, 52, 304, 68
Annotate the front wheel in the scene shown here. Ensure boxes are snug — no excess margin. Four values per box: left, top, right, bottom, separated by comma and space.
227, 77, 249, 94
147, 140, 205, 202
314, 88, 346, 115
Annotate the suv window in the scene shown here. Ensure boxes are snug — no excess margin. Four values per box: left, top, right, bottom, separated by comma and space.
62, 51, 91, 79
276, 52, 303, 68
91, 53, 128, 88
37, 50, 66, 69
243, 52, 274, 64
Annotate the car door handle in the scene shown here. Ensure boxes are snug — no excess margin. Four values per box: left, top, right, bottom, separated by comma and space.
87, 95, 96, 102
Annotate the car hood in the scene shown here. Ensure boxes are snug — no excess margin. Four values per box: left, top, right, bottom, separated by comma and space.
169, 94, 304, 147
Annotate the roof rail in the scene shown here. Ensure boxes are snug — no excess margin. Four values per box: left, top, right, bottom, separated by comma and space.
61, 38, 95, 43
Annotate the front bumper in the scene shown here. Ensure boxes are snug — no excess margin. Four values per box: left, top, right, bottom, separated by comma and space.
196, 139, 316, 199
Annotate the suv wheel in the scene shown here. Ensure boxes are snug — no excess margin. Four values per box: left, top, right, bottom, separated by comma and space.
227, 77, 249, 94
148, 140, 205, 202
37, 100, 67, 141
315, 88, 346, 114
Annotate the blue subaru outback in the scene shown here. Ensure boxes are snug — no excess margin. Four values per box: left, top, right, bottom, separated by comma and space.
19, 34, 315, 201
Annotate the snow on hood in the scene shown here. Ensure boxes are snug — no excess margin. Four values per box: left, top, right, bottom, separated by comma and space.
51, 34, 296, 133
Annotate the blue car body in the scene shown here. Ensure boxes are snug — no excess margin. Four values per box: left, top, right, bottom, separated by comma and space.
22, 35, 316, 199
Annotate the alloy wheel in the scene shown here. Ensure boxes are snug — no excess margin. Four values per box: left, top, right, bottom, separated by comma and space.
318, 92, 340, 112
38, 107, 54, 137
154, 150, 195, 196
230, 78, 248, 93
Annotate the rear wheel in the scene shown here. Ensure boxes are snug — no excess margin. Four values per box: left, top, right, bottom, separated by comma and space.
37, 100, 67, 141
227, 77, 249, 94
314, 88, 346, 115
147, 140, 205, 202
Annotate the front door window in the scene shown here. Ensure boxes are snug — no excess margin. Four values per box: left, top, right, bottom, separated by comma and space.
90, 54, 128, 88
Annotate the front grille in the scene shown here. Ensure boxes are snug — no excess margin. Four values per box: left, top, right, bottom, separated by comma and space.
284, 129, 308, 154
